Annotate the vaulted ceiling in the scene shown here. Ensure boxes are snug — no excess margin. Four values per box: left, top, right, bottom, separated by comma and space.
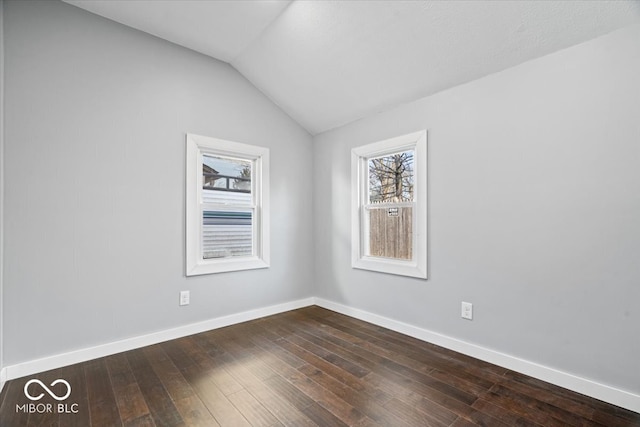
64, 0, 640, 135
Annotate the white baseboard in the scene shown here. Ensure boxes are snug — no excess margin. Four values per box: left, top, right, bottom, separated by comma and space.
314, 297, 640, 414
5, 297, 315, 381
0, 367, 6, 394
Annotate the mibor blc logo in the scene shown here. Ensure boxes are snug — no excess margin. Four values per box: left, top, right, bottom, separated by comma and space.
24, 379, 72, 401
16, 378, 79, 414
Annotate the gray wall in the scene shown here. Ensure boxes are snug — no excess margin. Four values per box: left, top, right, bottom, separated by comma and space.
313, 24, 640, 394
3, 0, 313, 365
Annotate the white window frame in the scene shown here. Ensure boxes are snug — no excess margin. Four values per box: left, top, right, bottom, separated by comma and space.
186, 133, 270, 276
351, 130, 427, 279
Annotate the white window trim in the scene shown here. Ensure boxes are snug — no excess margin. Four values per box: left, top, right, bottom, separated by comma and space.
351, 130, 427, 279
186, 133, 270, 276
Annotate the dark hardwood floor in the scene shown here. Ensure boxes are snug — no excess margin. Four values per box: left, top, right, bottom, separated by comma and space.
1, 306, 638, 426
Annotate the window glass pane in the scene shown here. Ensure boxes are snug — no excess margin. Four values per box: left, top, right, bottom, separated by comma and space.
368, 150, 414, 203
202, 210, 253, 259
366, 206, 413, 260
202, 155, 252, 205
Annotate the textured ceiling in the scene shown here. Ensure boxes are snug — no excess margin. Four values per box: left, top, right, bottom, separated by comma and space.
65, 0, 640, 135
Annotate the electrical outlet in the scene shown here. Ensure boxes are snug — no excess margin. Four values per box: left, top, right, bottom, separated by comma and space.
461, 301, 473, 320
180, 290, 190, 306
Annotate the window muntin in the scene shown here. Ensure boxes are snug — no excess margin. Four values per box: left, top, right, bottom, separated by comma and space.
352, 131, 427, 279
186, 134, 269, 276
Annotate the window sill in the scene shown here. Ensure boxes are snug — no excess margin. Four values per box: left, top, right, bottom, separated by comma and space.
352, 256, 427, 279
186, 256, 269, 277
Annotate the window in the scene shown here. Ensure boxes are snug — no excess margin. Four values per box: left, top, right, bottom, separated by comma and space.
186, 134, 269, 276
351, 130, 427, 278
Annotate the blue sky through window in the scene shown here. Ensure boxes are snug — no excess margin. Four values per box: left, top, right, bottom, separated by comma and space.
203, 155, 249, 177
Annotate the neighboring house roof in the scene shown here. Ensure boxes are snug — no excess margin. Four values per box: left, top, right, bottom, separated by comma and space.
203, 164, 218, 175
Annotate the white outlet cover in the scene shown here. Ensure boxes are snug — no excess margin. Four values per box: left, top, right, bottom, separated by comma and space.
180, 291, 190, 306
461, 301, 473, 320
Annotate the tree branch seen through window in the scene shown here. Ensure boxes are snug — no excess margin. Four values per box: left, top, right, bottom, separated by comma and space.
368, 151, 414, 203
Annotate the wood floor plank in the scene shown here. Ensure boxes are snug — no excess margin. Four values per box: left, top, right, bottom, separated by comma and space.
239, 325, 384, 426
299, 364, 411, 427
282, 365, 369, 426
592, 410, 640, 427
226, 389, 278, 427
161, 340, 250, 427
1, 306, 638, 427
280, 328, 371, 379
84, 358, 123, 427
261, 329, 374, 394
482, 383, 604, 427
297, 363, 390, 407
496, 373, 601, 422
449, 416, 481, 427
56, 363, 91, 427
25, 368, 62, 427
122, 413, 156, 427
383, 397, 450, 427
292, 326, 382, 372
125, 349, 183, 427
205, 344, 318, 427
289, 312, 482, 406
326, 311, 506, 370
260, 315, 372, 378
0, 380, 6, 410
143, 345, 219, 427
300, 401, 349, 427
106, 353, 153, 425
142, 345, 193, 402
471, 398, 544, 427
239, 327, 308, 372
320, 310, 509, 388
363, 370, 475, 421
313, 314, 488, 403
173, 336, 244, 397
170, 394, 220, 427
503, 370, 640, 427
294, 312, 498, 399
242, 381, 319, 427
190, 331, 227, 359
300, 328, 483, 422
0, 376, 30, 427
263, 375, 315, 412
